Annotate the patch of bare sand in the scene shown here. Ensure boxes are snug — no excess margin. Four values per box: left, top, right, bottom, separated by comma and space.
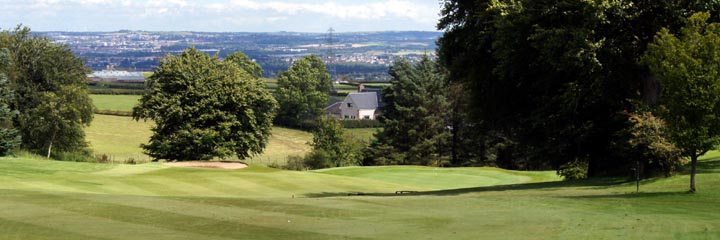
163, 161, 248, 169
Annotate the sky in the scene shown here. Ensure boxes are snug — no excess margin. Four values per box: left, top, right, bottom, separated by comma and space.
0, 0, 442, 32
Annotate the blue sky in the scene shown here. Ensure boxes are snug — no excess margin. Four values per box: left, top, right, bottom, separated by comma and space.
0, 0, 442, 32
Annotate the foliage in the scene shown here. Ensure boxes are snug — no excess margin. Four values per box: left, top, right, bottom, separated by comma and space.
557, 158, 589, 180
371, 56, 450, 165
281, 154, 308, 171
274, 55, 332, 128
0, 26, 93, 158
642, 12, 720, 192
225, 52, 263, 78
132, 48, 278, 161
302, 149, 333, 170
626, 111, 682, 177
0, 48, 19, 156
309, 117, 361, 168
437, 0, 720, 175
341, 119, 382, 128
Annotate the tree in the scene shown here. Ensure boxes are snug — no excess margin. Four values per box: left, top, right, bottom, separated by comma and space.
309, 117, 359, 167
274, 55, 332, 128
0, 48, 19, 156
437, 0, 720, 174
0, 26, 93, 157
133, 48, 278, 161
642, 12, 720, 192
225, 52, 263, 78
373, 56, 450, 165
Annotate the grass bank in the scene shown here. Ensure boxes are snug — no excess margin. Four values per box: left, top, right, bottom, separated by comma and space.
0, 153, 718, 239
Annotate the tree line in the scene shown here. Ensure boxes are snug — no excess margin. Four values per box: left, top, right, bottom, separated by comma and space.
3, 1, 720, 193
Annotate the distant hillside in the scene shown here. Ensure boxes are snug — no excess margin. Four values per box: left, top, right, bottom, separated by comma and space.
42, 31, 442, 81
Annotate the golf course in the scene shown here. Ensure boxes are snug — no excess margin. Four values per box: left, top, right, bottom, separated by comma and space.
0, 95, 718, 239
1, 151, 719, 239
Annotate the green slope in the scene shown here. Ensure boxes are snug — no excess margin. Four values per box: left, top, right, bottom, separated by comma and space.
0, 154, 719, 239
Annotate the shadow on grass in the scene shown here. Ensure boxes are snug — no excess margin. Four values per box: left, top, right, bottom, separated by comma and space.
305, 178, 628, 198
561, 191, 690, 199
697, 159, 720, 173
306, 158, 720, 198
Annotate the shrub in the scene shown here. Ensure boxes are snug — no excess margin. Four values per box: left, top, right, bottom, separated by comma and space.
283, 155, 307, 171
303, 150, 333, 170
96, 154, 110, 163
54, 151, 94, 162
627, 111, 682, 177
558, 158, 588, 180
342, 119, 382, 128
94, 110, 133, 116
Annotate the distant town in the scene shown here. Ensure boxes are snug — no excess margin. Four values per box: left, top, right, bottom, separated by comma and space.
43, 30, 441, 81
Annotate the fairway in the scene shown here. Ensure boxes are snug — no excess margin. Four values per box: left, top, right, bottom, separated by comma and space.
0, 154, 719, 239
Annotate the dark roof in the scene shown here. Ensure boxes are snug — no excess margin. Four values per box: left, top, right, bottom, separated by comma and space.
348, 92, 378, 109
324, 102, 342, 114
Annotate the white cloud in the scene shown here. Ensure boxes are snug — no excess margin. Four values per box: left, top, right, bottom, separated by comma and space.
211, 0, 437, 24
0, 0, 440, 32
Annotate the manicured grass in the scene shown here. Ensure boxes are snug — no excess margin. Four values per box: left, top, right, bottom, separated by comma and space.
90, 94, 140, 112
0, 154, 719, 239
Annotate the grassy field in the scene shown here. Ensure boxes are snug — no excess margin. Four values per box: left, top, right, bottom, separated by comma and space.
0, 153, 719, 239
86, 114, 153, 162
344, 128, 379, 142
87, 95, 377, 165
86, 114, 312, 165
90, 94, 140, 112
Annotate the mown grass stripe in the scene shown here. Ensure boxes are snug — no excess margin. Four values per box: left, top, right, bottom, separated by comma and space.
0, 198, 236, 240
2, 191, 367, 240
0, 218, 110, 240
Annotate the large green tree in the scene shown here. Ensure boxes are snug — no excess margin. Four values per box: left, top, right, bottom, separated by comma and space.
133, 48, 278, 161
274, 55, 332, 128
0, 48, 19, 156
643, 12, 720, 192
0, 26, 93, 158
437, 0, 720, 173
309, 117, 359, 167
372, 56, 450, 165
225, 52, 263, 78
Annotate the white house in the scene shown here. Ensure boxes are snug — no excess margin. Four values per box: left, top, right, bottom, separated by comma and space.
339, 92, 378, 120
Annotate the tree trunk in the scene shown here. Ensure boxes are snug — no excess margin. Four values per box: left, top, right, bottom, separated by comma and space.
451, 109, 459, 165
46, 130, 57, 159
46, 141, 53, 159
690, 154, 698, 193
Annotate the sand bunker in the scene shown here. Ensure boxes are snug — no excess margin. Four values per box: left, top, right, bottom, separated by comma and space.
163, 161, 248, 169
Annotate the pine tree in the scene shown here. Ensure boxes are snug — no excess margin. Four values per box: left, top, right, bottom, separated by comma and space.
0, 48, 19, 156
373, 56, 450, 165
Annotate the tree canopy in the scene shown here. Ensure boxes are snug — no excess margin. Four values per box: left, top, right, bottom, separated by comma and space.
643, 12, 720, 192
274, 55, 332, 128
370, 56, 450, 165
0, 48, 19, 156
225, 52, 263, 78
437, 0, 720, 174
133, 48, 278, 161
0, 26, 93, 158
